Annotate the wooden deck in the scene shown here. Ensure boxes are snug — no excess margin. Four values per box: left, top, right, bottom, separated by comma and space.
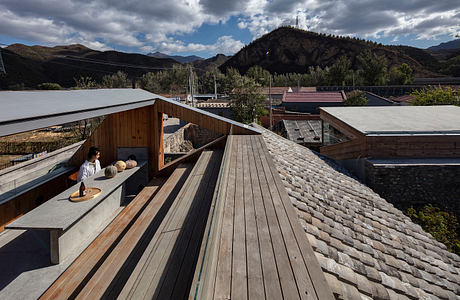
38, 135, 332, 300
190, 135, 333, 300
118, 150, 223, 299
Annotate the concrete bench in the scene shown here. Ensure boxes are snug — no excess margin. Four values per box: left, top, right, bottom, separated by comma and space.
6, 161, 148, 264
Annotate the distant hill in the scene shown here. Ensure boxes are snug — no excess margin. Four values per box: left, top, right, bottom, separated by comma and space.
220, 27, 440, 77
148, 51, 203, 63
193, 54, 229, 73
428, 39, 460, 50
0, 44, 176, 89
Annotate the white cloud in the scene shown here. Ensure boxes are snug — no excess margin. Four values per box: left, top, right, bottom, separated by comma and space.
0, 0, 458, 56
155, 36, 244, 55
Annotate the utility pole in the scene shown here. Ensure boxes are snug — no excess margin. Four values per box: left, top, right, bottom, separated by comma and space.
0, 48, 6, 75
189, 66, 194, 107
213, 72, 217, 99
269, 75, 273, 130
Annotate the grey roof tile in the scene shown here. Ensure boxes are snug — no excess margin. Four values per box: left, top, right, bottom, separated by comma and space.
258, 126, 460, 300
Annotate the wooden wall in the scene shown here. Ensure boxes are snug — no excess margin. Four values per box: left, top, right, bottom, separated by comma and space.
68, 105, 163, 177
366, 135, 460, 158
321, 134, 460, 160
69, 100, 258, 177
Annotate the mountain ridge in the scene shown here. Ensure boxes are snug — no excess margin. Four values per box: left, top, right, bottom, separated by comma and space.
220, 27, 440, 77
148, 51, 203, 63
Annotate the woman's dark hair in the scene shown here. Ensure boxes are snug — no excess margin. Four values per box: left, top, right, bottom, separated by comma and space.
128, 154, 137, 161
87, 146, 101, 160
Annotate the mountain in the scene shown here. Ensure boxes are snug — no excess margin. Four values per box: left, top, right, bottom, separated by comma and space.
148, 51, 203, 63
0, 44, 177, 89
428, 39, 460, 50
220, 27, 440, 77
192, 54, 229, 73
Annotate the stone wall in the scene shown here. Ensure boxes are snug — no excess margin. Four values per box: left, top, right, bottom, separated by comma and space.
365, 161, 460, 216
164, 123, 221, 153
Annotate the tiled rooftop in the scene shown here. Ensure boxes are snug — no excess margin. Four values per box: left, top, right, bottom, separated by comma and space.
277, 119, 322, 144
258, 126, 460, 299
282, 91, 345, 103
261, 86, 317, 95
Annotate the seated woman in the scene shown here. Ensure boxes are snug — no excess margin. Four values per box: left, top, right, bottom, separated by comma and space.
77, 146, 101, 182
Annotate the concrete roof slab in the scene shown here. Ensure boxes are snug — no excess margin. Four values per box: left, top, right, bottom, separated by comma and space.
321, 105, 460, 135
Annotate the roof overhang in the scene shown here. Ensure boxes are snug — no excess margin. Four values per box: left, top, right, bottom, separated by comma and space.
0, 89, 160, 137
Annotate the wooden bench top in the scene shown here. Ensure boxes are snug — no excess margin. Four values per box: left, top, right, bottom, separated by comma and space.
118, 149, 223, 300
6, 161, 147, 231
190, 135, 334, 300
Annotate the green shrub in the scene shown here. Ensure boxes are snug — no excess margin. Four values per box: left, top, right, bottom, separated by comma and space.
407, 205, 460, 255
411, 85, 460, 106
344, 90, 368, 106
37, 82, 62, 90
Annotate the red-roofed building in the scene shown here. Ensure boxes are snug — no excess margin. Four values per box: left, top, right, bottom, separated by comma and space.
260, 86, 317, 105
280, 91, 346, 114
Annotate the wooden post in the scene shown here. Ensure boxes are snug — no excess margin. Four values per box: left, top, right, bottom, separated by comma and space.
151, 103, 164, 177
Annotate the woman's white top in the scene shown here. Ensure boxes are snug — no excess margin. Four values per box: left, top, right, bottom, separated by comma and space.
77, 159, 101, 182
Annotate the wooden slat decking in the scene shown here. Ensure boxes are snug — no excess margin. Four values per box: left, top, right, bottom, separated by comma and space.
191, 135, 333, 300
119, 150, 223, 300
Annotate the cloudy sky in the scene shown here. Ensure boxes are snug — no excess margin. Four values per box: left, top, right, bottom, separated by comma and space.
0, 0, 459, 57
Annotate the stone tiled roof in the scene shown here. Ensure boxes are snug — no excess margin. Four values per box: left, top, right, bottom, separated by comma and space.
257, 126, 460, 299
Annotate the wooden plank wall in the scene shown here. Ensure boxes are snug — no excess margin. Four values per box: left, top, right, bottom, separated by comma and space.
69, 100, 257, 177
366, 135, 460, 158
322, 134, 460, 159
68, 105, 164, 177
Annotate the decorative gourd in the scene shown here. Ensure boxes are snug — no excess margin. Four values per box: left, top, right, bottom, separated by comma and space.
125, 159, 137, 169
105, 165, 118, 178
115, 160, 126, 172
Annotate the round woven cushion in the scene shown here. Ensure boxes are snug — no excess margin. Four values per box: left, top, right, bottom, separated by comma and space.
125, 159, 137, 169
115, 160, 126, 172
105, 165, 118, 178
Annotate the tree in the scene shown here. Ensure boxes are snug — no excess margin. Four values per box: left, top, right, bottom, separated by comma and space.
74, 76, 98, 89
101, 71, 131, 88
305, 66, 329, 86
246, 65, 272, 86
357, 50, 387, 85
407, 205, 460, 255
222, 68, 243, 94
37, 82, 62, 90
229, 77, 267, 124
71, 116, 105, 141
328, 56, 351, 86
388, 63, 413, 85
198, 69, 225, 94
344, 90, 368, 106
411, 85, 460, 106
139, 72, 162, 93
